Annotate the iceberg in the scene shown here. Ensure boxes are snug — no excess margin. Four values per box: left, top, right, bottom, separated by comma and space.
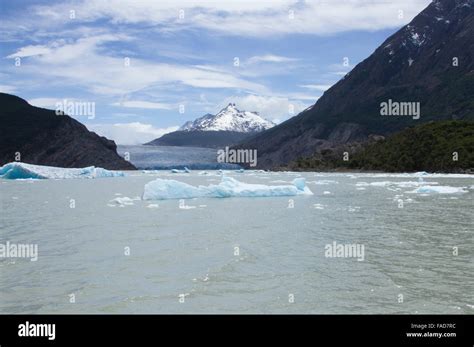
408, 185, 468, 194
143, 176, 313, 200
0, 162, 125, 179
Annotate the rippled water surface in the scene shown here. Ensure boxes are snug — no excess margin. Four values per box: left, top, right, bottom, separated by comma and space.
1, 171, 473, 313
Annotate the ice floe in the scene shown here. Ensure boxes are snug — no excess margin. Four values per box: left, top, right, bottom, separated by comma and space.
407, 186, 468, 194
171, 167, 191, 173
313, 203, 325, 210
351, 172, 474, 179
0, 162, 125, 179
355, 180, 441, 189
143, 176, 313, 200
108, 196, 140, 207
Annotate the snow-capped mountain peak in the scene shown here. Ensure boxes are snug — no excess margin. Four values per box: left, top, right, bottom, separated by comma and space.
179, 103, 275, 133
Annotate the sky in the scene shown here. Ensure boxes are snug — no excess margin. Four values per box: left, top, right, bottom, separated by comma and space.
0, 0, 431, 144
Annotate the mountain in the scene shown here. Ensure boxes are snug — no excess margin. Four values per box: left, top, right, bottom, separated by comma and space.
238, 0, 474, 168
146, 103, 275, 148
0, 93, 135, 170
180, 103, 275, 132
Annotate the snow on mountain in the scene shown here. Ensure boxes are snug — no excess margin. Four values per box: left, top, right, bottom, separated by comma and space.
179, 103, 275, 133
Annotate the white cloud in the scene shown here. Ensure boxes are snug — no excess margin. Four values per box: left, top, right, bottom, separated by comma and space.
6, 45, 51, 58
247, 54, 298, 64
299, 84, 332, 92
112, 100, 173, 110
0, 84, 17, 94
25, 0, 430, 37
12, 35, 267, 96
288, 93, 320, 102
221, 94, 310, 123
28, 97, 62, 108
87, 122, 179, 145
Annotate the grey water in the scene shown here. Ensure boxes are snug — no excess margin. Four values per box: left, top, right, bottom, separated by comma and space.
0, 171, 473, 314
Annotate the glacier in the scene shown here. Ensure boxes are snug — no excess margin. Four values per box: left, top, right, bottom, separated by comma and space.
143, 176, 313, 200
0, 162, 125, 179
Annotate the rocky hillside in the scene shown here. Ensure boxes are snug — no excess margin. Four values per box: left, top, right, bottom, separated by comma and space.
0, 93, 135, 170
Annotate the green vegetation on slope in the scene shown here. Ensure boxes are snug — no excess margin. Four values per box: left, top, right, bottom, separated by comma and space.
292, 121, 474, 173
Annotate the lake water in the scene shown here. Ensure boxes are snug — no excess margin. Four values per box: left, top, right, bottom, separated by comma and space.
1, 170, 473, 313
117, 145, 241, 170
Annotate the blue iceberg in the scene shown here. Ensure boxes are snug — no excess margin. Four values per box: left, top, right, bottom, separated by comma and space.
0, 162, 125, 179
143, 176, 313, 200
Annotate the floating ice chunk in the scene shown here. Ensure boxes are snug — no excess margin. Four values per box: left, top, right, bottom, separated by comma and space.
415, 171, 429, 176
146, 203, 159, 209
179, 205, 196, 209
0, 162, 125, 180
143, 176, 313, 200
293, 177, 306, 191
171, 168, 190, 173
356, 180, 439, 188
109, 196, 140, 207
408, 186, 468, 194
323, 191, 331, 195
310, 180, 339, 185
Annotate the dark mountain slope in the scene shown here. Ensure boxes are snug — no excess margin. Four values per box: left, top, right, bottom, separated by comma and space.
0, 93, 135, 170
239, 0, 474, 168
145, 130, 255, 148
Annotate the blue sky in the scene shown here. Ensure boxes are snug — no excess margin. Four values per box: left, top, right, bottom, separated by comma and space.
0, 0, 430, 144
